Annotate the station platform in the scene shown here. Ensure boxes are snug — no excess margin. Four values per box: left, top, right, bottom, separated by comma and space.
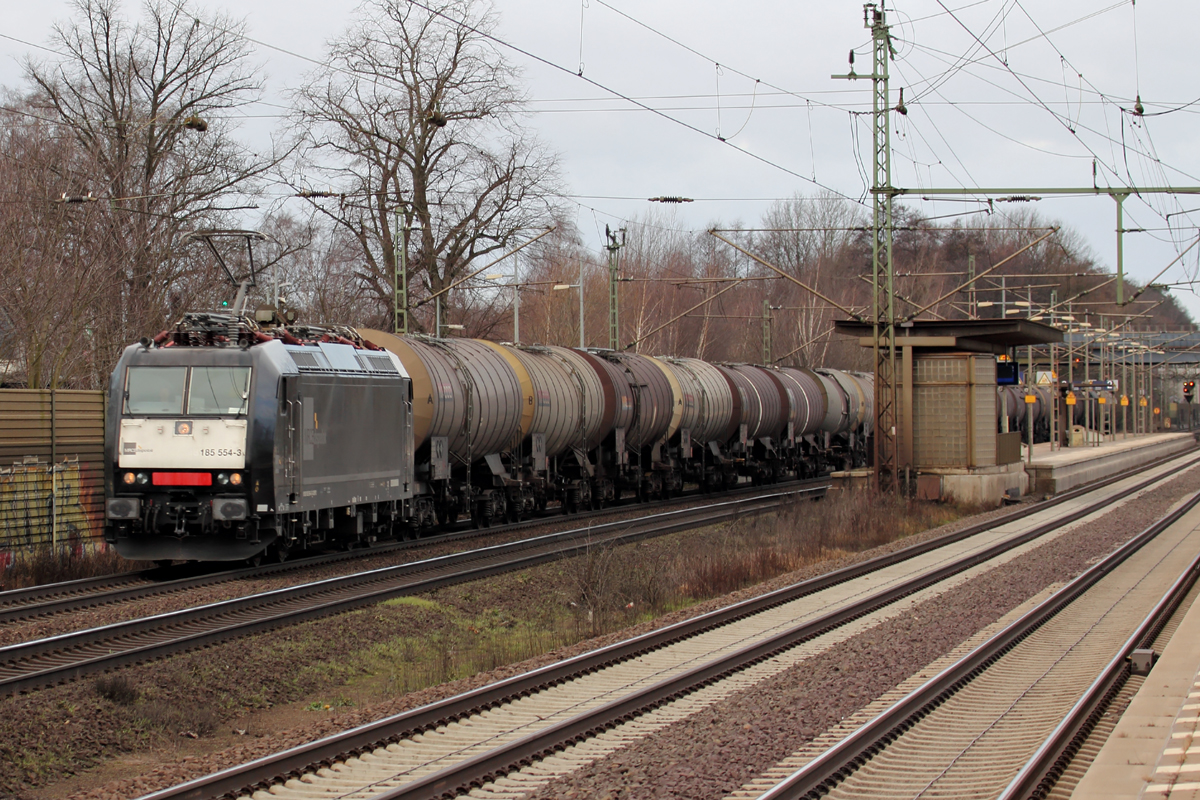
1071, 582, 1200, 799
1026, 432, 1198, 496
831, 432, 1196, 504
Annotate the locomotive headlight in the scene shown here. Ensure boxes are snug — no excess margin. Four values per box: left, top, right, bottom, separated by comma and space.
122, 471, 136, 485
216, 472, 229, 486
136, 472, 149, 485
229, 472, 243, 486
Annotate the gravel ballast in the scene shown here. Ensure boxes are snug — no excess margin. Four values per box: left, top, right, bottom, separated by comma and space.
12, 465, 1198, 800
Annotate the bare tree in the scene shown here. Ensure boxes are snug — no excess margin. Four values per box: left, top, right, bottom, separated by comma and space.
290, 0, 562, 333
25, 0, 276, 363
0, 100, 122, 388
758, 194, 867, 367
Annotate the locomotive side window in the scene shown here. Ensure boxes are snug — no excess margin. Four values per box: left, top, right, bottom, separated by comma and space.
125, 367, 187, 415
189, 367, 251, 415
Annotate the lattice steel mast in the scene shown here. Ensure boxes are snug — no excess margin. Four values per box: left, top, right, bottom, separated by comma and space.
606, 225, 625, 350
834, 2, 899, 490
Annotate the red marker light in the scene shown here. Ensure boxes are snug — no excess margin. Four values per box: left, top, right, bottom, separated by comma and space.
152, 472, 213, 486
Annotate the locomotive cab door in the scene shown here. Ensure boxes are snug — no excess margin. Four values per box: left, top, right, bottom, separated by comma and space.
279, 375, 301, 508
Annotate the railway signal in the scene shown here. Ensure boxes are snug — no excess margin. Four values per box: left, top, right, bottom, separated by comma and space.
1184, 380, 1195, 403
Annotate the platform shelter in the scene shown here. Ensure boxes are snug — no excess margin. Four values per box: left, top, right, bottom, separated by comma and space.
834, 319, 1062, 503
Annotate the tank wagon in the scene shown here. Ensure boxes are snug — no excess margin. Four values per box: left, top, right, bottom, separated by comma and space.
105, 313, 873, 562
998, 384, 1092, 443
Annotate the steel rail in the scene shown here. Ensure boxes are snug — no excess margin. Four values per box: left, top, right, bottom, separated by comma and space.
758, 491, 1200, 800
9, 443, 1192, 625
138, 452, 1200, 800
0, 471, 813, 624
0, 484, 824, 696
998, 520, 1200, 800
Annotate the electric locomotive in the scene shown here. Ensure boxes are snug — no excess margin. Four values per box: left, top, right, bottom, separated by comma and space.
104, 313, 414, 562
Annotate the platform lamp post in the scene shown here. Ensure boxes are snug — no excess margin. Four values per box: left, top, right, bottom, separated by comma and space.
553, 274, 584, 349
485, 265, 525, 344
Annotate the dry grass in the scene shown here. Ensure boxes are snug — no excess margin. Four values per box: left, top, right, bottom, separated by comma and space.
1, 543, 144, 591
564, 490, 978, 634
365, 492, 977, 696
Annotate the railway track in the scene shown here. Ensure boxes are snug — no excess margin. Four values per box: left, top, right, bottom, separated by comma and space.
0, 482, 826, 697
136, 450, 1200, 800
759, 492, 1200, 800
6, 444, 1193, 630
0, 477, 810, 627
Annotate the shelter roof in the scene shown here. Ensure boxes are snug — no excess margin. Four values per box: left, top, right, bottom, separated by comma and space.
834, 318, 1063, 355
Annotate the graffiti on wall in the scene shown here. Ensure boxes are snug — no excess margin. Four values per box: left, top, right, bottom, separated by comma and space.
0, 457, 98, 554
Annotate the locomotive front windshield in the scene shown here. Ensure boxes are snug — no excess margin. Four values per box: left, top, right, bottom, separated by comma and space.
125, 367, 187, 415
125, 366, 251, 416
189, 367, 252, 414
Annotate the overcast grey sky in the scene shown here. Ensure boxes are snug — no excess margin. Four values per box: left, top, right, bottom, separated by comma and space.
4, 0, 1199, 323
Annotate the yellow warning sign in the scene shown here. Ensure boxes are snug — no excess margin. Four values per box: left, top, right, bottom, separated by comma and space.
1120, 395, 1129, 406
1098, 396, 1107, 405
1140, 397, 1149, 407
1065, 392, 1077, 406
1025, 394, 1036, 404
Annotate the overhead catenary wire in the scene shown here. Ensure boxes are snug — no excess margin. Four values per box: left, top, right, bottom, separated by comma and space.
399, 0, 865, 208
